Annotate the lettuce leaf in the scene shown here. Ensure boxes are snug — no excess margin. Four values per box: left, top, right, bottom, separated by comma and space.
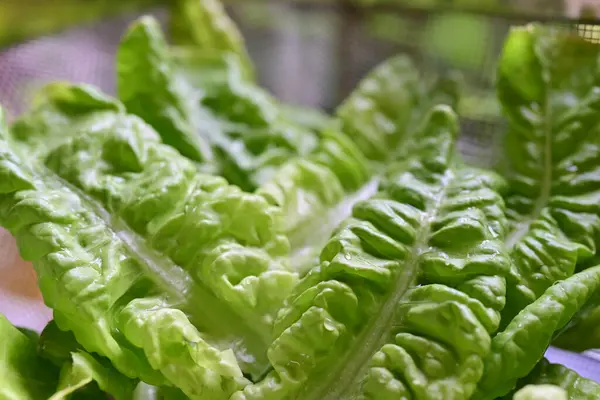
509, 359, 600, 400
117, 16, 217, 164
495, 24, 600, 325
169, 0, 254, 79
336, 55, 460, 161
513, 385, 568, 400
10, 82, 124, 157
553, 301, 600, 352
117, 16, 319, 191
257, 127, 374, 274
50, 352, 138, 400
117, 9, 461, 277
0, 102, 300, 397
0, 312, 134, 400
474, 266, 600, 398
37, 320, 139, 400
0, 313, 60, 399
258, 57, 460, 274
233, 105, 512, 399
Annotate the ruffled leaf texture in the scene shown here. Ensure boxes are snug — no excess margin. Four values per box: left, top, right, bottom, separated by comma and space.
0, 103, 299, 398
117, 16, 319, 191
231, 105, 512, 400
336, 54, 460, 161
495, 24, 600, 325
474, 265, 600, 399
258, 56, 460, 274
10, 82, 125, 157
117, 13, 462, 277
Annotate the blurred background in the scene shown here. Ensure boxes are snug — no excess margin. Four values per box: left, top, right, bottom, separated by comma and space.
0, 0, 599, 165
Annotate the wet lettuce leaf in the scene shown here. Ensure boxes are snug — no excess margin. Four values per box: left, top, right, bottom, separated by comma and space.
0, 102, 299, 398
336, 55, 460, 161
495, 25, 600, 325
10, 82, 125, 157
463, 23, 600, 399
258, 56, 460, 274
122, 10, 461, 276
475, 266, 600, 398
3, 11, 600, 400
117, 16, 319, 191
234, 105, 512, 399
509, 359, 600, 400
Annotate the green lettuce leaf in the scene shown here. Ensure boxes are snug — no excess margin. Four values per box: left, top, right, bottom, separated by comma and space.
10, 83, 298, 344
50, 352, 138, 400
513, 384, 568, 400
0, 313, 59, 399
257, 126, 374, 274
38, 320, 139, 400
474, 266, 600, 398
233, 105, 512, 399
510, 359, 600, 400
1, 102, 300, 397
169, 0, 254, 79
258, 57, 460, 274
117, 16, 319, 191
131, 383, 189, 400
0, 312, 133, 400
336, 55, 460, 161
278, 105, 331, 135
553, 301, 600, 352
117, 16, 216, 164
10, 82, 124, 157
117, 13, 462, 277
496, 24, 600, 324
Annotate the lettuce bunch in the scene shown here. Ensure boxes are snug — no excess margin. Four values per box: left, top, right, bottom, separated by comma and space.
1, 1, 600, 399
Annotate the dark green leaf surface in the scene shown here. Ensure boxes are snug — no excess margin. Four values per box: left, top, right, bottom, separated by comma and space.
0, 313, 59, 399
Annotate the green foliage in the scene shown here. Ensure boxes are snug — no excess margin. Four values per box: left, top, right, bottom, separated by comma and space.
1, 3, 600, 399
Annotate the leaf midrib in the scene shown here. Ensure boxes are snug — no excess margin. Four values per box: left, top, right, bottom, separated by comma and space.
289, 178, 379, 273
33, 163, 272, 372
298, 170, 454, 400
506, 90, 553, 248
